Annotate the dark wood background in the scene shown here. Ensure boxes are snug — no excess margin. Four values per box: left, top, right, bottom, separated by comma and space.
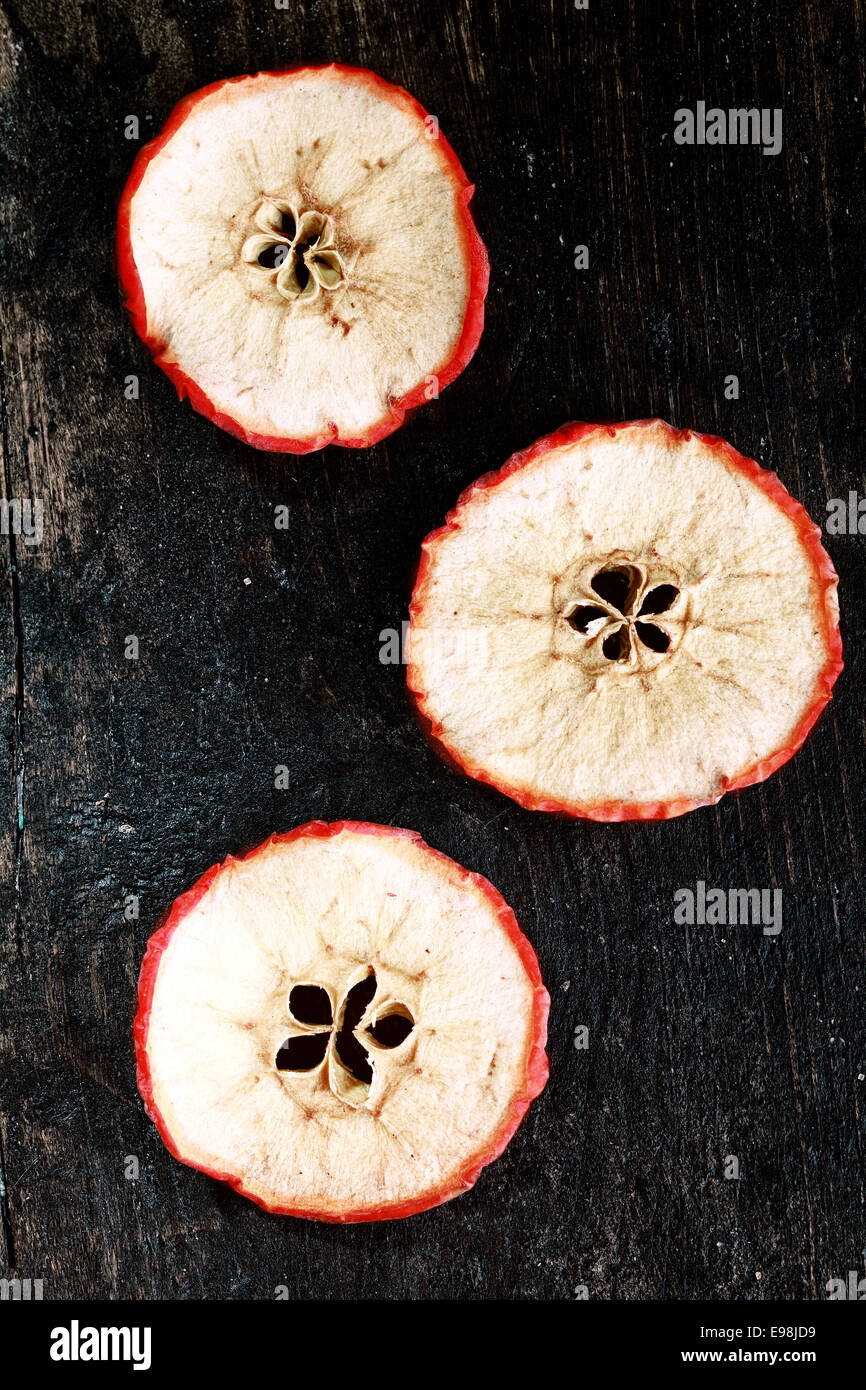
0, 0, 862, 1301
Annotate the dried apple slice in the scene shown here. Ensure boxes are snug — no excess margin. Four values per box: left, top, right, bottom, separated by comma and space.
407, 419, 842, 821
135, 821, 548, 1220
117, 66, 488, 452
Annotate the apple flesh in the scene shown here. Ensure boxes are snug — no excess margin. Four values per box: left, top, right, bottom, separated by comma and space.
135, 821, 549, 1220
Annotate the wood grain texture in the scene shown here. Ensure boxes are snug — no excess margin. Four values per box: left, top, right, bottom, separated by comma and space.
0, 0, 863, 1299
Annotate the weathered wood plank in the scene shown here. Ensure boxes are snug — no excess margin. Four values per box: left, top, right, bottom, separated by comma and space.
0, 0, 862, 1298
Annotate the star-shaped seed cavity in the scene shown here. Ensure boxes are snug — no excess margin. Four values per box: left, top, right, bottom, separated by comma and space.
566, 564, 681, 662
242, 200, 347, 302
275, 969, 415, 1107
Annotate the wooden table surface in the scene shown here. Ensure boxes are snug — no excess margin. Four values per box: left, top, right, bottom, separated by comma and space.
0, 0, 862, 1300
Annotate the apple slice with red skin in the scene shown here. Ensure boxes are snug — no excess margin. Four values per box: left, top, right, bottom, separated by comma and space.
407, 419, 843, 821
135, 821, 549, 1221
117, 66, 488, 453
